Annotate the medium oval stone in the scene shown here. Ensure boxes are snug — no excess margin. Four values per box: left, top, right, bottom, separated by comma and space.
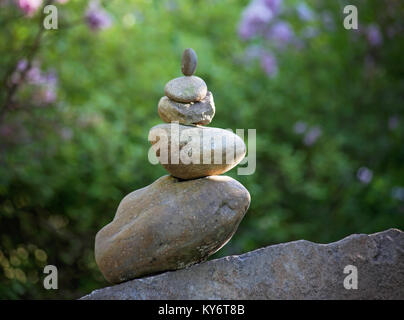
148, 123, 246, 180
181, 48, 198, 76
158, 91, 215, 125
95, 175, 251, 283
164, 76, 207, 103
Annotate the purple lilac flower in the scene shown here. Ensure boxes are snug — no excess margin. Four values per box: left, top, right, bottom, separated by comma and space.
296, 2, 314, 22
26, 65, 43, 84
357, 167, 373, 184
238, 0, 274, 39
266, 21, 294, 46
17, 0, 42, 17
293, 121, 307, 134
13, 59, 58, 105
11, 59, 28, 84
366, 24, 383, 47
85, 0, 112, 31
388, 115, 399, 130
303, 126, 322, 146
41, 70, 58, 104
37, 87, 57, 104
43, 70, 58, 87
17, 59, 28, 72
262, 0, 282, 14
260, 51, 278, 77
30, 68, 58, 105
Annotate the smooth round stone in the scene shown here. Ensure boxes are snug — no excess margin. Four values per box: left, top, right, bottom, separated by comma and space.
95, 175, 251, 283
148, 123, 246, 180
158, 91, 215, 125
181, 48, 198, 76
164, 76, 207, 103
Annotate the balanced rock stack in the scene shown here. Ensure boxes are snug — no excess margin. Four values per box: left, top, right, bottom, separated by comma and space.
95, 49, 251, 284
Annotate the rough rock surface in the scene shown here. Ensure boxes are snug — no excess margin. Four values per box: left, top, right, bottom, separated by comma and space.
84, 228, 404, 299
164, 76, 207, 103
148, 123, 246, 179
95, 175, 250, 284
158, 91, 215, 125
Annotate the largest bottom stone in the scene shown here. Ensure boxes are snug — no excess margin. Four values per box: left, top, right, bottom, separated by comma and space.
95, 175, 250, 284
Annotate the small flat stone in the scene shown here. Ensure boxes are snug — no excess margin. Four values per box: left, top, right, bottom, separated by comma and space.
158, 91, 215, 125
181, 48, 198, 76
164, 76, 207, 103
148, 123, 246, 180
95, 175, 250, 283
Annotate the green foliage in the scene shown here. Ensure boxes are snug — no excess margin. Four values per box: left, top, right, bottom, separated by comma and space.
0, 0, 403, 298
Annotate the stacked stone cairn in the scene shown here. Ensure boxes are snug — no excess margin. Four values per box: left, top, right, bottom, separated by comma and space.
95, 49, 251, 284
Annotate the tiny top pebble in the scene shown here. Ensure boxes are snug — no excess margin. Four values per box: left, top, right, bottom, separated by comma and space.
181, 48, 198, 76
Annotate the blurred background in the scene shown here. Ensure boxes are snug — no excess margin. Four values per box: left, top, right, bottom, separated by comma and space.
0, 0, 403, 299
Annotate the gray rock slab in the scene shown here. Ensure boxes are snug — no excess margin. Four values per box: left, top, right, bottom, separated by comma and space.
82, 228, 404, 300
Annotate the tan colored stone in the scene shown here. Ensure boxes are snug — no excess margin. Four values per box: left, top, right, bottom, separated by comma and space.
164, 76, 207, 103
148, 123, 246, 180
158, 92, 215, 125
95, 175, 250, 284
